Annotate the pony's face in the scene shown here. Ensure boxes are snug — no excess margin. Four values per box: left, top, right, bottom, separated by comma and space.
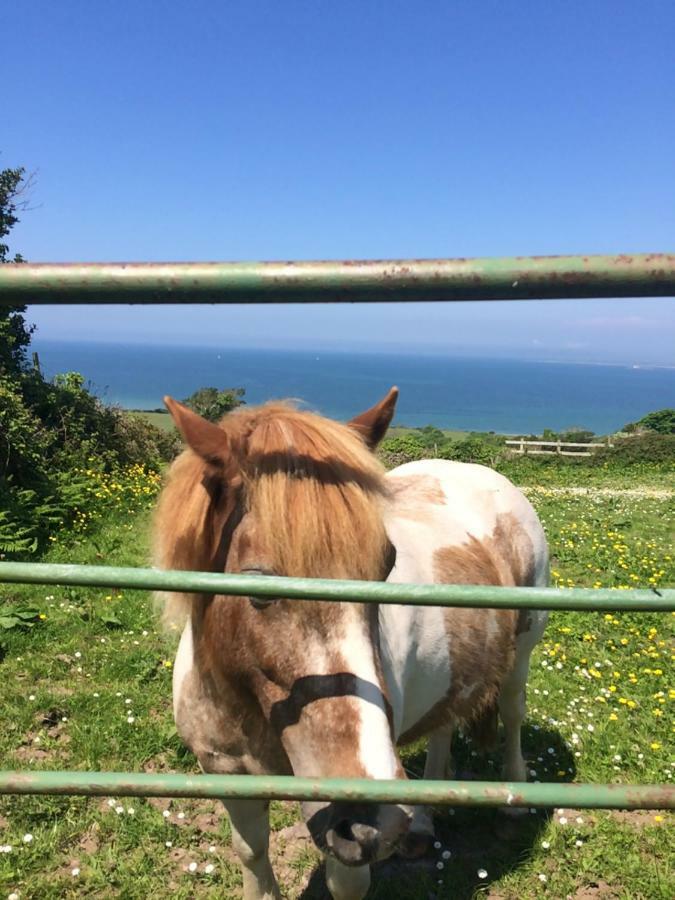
161, 391, 411, 866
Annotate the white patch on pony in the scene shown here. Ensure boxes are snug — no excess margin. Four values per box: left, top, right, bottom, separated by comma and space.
173, 617, 194, 720
379, 604, 451, 739
339, 613, 399, 779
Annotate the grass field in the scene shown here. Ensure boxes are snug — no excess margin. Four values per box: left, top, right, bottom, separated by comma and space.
0, 470, 673, 899
129, 410, 175, 432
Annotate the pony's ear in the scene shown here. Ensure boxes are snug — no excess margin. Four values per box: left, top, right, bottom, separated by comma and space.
348, 386, 399, 449
164, 396, 230, 466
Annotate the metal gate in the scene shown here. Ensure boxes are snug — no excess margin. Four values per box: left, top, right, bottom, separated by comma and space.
1, 253, 674, 811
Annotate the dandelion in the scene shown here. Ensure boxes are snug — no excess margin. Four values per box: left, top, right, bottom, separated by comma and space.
436, 862, 444, 870
538, 874, 548, 883
204, 863, 215, 874
71, 868, 80, 877
477, 869, 488, 879
22, 834, 33, 844
541, 840, 550, 849
188, 862, 198, 873
165, 841, 173, 848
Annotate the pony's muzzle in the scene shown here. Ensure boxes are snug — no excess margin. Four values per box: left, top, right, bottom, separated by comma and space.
303, 801, 410, 867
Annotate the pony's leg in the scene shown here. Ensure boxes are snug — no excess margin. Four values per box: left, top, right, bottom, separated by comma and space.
498, 615, 548, 786
325, 858, 371, 900
224, 799, 281, 900
399, 725, 454, 857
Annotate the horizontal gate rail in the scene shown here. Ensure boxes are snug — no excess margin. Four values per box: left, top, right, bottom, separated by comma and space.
0, 562, 673, 612
1, 771, 673, 809
1, 254, 675, 305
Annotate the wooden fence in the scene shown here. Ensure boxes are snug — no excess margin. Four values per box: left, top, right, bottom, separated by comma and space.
505, 438, 613, 457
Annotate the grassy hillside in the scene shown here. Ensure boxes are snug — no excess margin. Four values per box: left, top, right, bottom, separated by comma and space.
130, 410, 175, 433
0, 469, 673, 898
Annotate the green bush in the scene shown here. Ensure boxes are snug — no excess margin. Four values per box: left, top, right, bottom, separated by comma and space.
592, 433, 675, 467
0, 369, 180, 557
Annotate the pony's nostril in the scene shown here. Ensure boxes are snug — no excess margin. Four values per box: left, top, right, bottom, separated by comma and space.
334, 818, 355, 842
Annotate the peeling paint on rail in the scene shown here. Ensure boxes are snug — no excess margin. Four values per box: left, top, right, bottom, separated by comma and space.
1, 254, 675, 304
0, 772, 673, 809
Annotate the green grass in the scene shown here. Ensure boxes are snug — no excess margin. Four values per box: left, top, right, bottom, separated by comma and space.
0, 474, 673, 898
129, 410, 175, 432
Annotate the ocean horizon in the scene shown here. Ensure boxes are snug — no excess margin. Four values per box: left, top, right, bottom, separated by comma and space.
33, 339, 675, 435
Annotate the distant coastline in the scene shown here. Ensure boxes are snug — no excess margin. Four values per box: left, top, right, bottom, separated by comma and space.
33, 339, 675, 435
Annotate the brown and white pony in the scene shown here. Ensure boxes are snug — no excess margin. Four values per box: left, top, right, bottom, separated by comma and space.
154, 388, 549, 900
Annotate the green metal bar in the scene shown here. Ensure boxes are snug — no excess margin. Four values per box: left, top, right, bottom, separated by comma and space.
0, 771, 672, 809
1, 254, 674, 305
0, 562, 672, 612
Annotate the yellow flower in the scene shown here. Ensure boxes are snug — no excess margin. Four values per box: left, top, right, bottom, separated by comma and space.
608, 713, 618, 721
650, 742, 661, 751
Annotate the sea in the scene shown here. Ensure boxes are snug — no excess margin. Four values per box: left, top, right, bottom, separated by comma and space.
32, 340, 675, 435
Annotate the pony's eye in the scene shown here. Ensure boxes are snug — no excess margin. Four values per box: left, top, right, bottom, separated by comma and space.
240, 567, 277, 611
249, 596, 276, 611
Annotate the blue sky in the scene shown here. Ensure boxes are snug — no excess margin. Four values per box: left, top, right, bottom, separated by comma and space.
3, 0, 675, 365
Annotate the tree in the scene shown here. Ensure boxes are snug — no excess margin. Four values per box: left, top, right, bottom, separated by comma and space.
182, 386, 246, 422
0, 166, 34, 375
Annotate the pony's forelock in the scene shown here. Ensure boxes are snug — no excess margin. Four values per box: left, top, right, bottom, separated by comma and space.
154, 402, 390, 628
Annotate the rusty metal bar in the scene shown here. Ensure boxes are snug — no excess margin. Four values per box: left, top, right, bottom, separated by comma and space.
0, 562, 673, 611
0, 771, 673, 809
1, 254, 674, 305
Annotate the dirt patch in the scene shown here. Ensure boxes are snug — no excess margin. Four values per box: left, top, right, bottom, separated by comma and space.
269, 821, 321, 897
0, 814, 8, 830
13, 744, 53, 763
14, 727, 70, 763
56, 857, 82, 880
78, 825, 100, 856
192, 811, 221, 833
142, 753, 174, 774
571, 880, 618, 899
608, 809, 669, 828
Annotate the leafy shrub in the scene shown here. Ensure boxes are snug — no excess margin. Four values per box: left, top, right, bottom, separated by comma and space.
624, 408, 675, 435
592, 433, 675, 467
378, 433, 427, 468
0, 369, 179, 557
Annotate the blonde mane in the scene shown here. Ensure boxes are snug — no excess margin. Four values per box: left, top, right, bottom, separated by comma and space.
154, 403, 390, 626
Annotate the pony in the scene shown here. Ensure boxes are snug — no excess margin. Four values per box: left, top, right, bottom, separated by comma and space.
153, 388, 549, 900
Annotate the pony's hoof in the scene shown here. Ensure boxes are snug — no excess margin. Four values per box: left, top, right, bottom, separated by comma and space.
396, 831, 435, 859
